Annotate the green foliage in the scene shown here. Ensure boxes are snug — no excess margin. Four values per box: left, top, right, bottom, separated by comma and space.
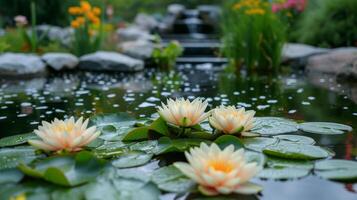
295, 0, 357, 47
221, 0, 286, 73
152, 41, 183, 70
0, 29, 26, 52
0, 41, 9, 53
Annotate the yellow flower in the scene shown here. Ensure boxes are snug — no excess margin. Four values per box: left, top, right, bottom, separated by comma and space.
68, 6, 82, 15
157, 98, 209, 127
209, 106, 255, 135
93, 7, 101, 16
245, 8, 266, 15
174, 143, 262, 196
80, 1, 91, 12
28, 117, 100, 152
71, 20, 81, 28
10, 193, 26, 200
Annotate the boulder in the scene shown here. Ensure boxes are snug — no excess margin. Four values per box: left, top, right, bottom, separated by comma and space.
168, 4, 186, 16
119, 40, 154, 60
42, 53, 78, 71
306, 48, 357, 74
116, 26, 154, 42
0, 53, 46, 76
79, 51, 144, 72
134, 13, 159, 31
337, 59, 357, 82
282, 43, 329, 67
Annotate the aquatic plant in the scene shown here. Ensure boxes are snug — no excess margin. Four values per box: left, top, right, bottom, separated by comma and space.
158, 98, 209, 127
29, 117, 100, 152
174, 143, 262, 195
222, 0, 286, 73
68, 1, 103, 56
152, 40, 184, 70
209, 106, 255, 136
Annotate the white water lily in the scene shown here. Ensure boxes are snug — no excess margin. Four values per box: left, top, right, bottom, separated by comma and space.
28, 117, 100, 152
157, 98, 209, 127
174, 143, 262, 196
209, 106, 255, 135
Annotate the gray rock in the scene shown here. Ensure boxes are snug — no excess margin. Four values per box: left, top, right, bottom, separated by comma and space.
116, 26, 154, 42
168, 4, 186, 15
0, 53, 46, 76
79, 51, 144, 72
42, 53, 78, 71
35, 25, 74, 47
134, 13, 159, 31
337, 59, 357, 82
119, 40, 154, 60
282, 43, 330, 67
306, 48, 357, 74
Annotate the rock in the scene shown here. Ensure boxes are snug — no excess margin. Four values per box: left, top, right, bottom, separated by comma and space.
134, 13, 159, 31
79, 51, 144, 72
337, 59, 357, 82
42, 53, 78, 71
282, 43, 330, 67
0, 53, 46, 76
119, 40, 154, 60
306, 48, 357, 74
116, 26, 154, 42
34, 25, 73, 47
168, 4, 186, 16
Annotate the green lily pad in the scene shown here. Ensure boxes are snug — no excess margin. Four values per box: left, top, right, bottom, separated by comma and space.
273, 135, 316, 145
0, 168, 24, 184
149, 117, 169, 136
214, 135, 243, 150
0, 147, 41, 170
314, 159, 357, 181
151, 165, 195, 193
258, 167, 310, 179
242, 137, 278, 152
266, 157, 314, 170
263, 142, 332, 160
245, 151, 266, 167
18, 151, 106, 186
112, 151, 153, 168
123, 127, 150, 142
252, 117, 298, 135
156, 137, 209, 155
299, 122, 353, 135
129, 140, 159, 154
0, 133, 38, 147
90, 113, 137, 129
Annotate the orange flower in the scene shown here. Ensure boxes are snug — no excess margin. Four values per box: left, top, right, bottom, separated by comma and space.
93, 7, 101, 16
68, 6, 82, 15
71, 20, 81, 28
76, 17, 85, 25
80, 1, 91, 12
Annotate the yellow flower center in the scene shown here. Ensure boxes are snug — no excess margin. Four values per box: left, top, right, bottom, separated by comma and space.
209, 160, 233, 173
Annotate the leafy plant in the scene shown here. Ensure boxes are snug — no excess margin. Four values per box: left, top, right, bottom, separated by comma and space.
0, 41, 9, 53
295, 0, 357, 47
221, 0, 286, 73
68, 1, 104, 56
152, 41, 183, 70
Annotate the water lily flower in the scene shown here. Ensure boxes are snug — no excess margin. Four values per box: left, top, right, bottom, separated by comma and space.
157, 98, 209, 127
174, 143, 262, 196
209, 106, 255, 136
28, 117, 100, 152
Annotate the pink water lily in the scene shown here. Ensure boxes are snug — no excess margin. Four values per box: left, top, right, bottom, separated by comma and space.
157, 98, 209, 127
174, 143, 262, 196
28, 117, 100, 152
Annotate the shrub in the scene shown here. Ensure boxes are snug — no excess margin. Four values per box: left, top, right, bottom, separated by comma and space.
152, 40, 183, 70
295, 0, 357, 48
221, 0, 286, 73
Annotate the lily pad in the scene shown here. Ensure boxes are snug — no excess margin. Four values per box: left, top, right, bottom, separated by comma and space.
314, 159, 357, 181
151, 165, 196, 193
263, 142, 332, 160
214, 135, 243, 150
0, 147, 41, 170
242, 137, 278, 152
258, 167, 310, 179
266, 157, 314, 170
90, 113, 137, 129
18, 151, 106, 186
156, 137, 209, 155
245, 151, 266, 167
273, 135, 316, 145
299, 122, 352, 135
129, 140, 159, 154
0, 133, 38, 147
112, 151, 153, 168
123, 127, 149, 142
252, 117, 298, 135
0, 168, 24, 184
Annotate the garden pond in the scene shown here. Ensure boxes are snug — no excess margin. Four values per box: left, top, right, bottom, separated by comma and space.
0, 65, 356, 200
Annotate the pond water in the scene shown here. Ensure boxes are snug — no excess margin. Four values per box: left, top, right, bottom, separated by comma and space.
0, 65, 356, 199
